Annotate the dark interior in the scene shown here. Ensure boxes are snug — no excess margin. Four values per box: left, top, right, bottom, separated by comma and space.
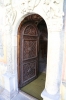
37, 19, 47, 73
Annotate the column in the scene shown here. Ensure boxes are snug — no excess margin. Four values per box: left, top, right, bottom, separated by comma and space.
2, 20, 18, 99
61, 17, 66, 100
41, 18, 63, 100
2, 34, 18, 100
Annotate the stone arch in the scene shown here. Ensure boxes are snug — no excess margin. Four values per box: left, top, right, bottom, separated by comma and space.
11, 12, 48, 73
13, 12, 48, 36
11, 9, 63, 99
12, 12, 48, 84
10, 13, 48, 97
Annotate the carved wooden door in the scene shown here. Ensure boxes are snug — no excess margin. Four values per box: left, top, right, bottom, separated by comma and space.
19, 22, 38, 87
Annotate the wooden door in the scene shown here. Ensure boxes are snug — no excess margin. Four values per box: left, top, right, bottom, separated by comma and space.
19, 22, 38, 87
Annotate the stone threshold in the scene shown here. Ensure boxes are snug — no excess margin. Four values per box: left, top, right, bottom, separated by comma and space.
19, 90, 38, 100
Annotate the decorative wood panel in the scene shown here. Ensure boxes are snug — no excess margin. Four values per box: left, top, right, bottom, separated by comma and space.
23, 40, 37, 60
24, 25, 37, 36
24, 14, 42, 25
19, 22, 38, 87
23, 60, 36, 82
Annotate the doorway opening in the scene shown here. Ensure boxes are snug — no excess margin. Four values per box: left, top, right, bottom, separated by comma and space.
17, 14, 48, 100
38, 19, 47, 73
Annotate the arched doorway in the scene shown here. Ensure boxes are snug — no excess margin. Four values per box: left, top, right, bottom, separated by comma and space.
17, 14, 48, 99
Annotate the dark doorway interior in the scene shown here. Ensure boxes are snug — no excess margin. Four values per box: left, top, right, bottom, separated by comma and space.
37, 20, 47, 73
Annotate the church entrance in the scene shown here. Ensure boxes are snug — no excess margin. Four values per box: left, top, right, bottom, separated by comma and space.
17, 14, 48, 99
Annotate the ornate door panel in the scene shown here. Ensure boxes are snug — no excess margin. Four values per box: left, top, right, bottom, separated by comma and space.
19, 22, 38, 87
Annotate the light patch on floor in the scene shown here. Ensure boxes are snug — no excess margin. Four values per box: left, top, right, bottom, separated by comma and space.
21, 73, 46, 100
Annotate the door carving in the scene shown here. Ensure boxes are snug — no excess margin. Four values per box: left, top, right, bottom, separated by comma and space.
19, 22, 38, 87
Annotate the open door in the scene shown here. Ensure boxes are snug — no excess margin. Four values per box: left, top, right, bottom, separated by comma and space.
19, 22, 39, 87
